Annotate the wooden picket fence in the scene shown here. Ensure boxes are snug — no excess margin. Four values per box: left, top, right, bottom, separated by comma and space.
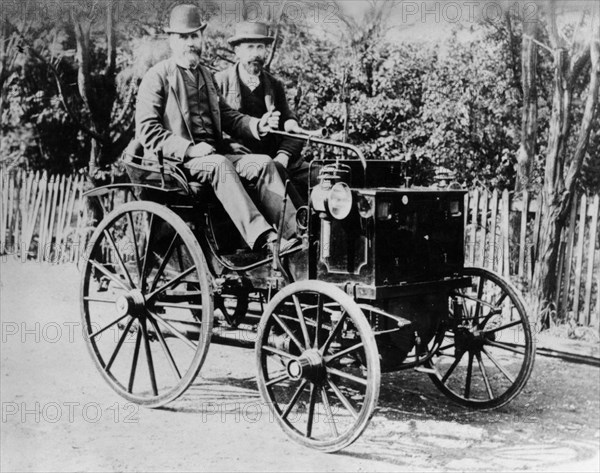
0, 169, 88, 263
1, 169, 599, 327
465, 188, 599, 328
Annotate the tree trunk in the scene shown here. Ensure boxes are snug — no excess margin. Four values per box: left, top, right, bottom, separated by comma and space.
73, 1, 119, 181
530, 0, 599, 327
515, 20, 538, 192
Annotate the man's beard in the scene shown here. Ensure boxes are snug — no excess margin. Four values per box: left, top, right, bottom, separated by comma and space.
179, 48, 202, 68
242, 58, 264, 75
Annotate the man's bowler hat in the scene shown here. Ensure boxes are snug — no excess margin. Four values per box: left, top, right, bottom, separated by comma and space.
227, 22, 274, 46
164, 4, 207, 35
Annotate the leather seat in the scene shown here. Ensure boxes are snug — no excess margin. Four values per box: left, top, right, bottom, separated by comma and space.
122, 139, 214, 201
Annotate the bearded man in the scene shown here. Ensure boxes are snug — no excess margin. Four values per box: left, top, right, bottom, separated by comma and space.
215, 22, 309, 205
135, 5, 298, 252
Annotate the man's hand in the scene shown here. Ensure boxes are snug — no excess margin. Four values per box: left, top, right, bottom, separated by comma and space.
273, 153, 290, 169
258, 108, 281, 134
185, 142, 216, 158
229, 142, 252, 154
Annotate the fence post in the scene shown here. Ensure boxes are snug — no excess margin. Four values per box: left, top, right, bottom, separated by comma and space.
572, 195, 587, 322
501, 190, 510, 278
0, 168, 6, 254
488, 189, 499, 271
478, 189, 488, 269
469, 189, 479, 266
583, 195, 599, 326
518, 191, 529, 279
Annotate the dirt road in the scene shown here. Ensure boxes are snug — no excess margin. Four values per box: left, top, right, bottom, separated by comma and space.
1, 259, 599, 472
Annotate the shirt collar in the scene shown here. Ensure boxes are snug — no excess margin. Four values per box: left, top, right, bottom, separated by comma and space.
174, 56, 200, 71
238, 63, 261, 90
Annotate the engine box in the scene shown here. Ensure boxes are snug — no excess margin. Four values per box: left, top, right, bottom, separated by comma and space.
310, 183, 465, 296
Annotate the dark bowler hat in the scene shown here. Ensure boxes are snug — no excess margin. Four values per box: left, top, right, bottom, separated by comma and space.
227, 22, 274, 46
164, 4, 207, 34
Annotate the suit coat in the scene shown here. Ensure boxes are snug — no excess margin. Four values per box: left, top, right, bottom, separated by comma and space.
214, 63, 304, 166
135, 58, 257, 162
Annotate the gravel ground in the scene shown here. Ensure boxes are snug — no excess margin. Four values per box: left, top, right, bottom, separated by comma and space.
1, 258, 599, 472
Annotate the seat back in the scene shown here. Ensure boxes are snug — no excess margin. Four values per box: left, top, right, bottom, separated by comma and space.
121, 140, 192, 203
122, 140, 247, 254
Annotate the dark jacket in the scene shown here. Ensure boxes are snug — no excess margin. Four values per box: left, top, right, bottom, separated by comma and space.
135, 58, 257, 162
214, 64, 303, 165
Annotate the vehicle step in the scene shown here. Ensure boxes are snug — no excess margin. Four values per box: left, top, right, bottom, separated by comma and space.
413, 366, 437, 374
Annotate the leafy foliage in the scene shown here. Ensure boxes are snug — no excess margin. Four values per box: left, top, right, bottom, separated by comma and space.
1, 9, 598, 194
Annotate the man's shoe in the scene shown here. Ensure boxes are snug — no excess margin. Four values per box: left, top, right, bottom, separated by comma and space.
262, 235, 301, 258
277, 236, 301, 254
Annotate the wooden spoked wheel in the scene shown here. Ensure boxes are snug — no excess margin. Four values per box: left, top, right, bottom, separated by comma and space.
256, 281, 380, 452
80, 201, 213, 407
426, 267, 535, 409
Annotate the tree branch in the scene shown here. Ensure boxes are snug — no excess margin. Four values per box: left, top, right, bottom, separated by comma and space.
110, 80, 137, 131
74, 20, 101, 129
19, 33, 107, 144
563, 7, 600, 196
104, 0, 116, 77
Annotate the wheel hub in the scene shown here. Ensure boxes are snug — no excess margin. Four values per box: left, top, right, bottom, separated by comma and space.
286, 349, 325, 383
115, 290, 146, 317
455, 326, 485, 353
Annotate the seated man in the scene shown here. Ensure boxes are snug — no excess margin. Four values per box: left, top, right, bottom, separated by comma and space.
135, 4, 297, 252
215, 22, 309, 206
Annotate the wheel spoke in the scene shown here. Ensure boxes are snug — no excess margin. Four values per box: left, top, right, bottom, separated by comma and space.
128, 327, 142, 393
306, 384, 317, 438
149, 234, 179, 293
327, 379, 359, 419
485, 339, 525, 355
327, 366, 368, 386
453, 292, 496, 310
262, 345, 298, 360
476, 352, 494, 400
473, 277, 485, 323
373, 328, 401, 336
281, 379, 308, 420
272, 314, 305, 353
127, 211, 142, 282
464, 352, 474, 398
105, 317, 135, 372
320, 310, 348, 354
438, 343, 455, 352
321, 387, 339, 437
153, 302, 204, 311
148, 315, 181, 380
88, 259, 130, 291
313, 293, 323, 349
266, 372, 289, 387
482, 347, 515, 384
103, 228, 136, 289
494, 291, 508, 307
441, 350, 466, 383
324, 342, 364, 364
140, 317, 158, 396
477, 308, 502, 329
89, 313, 129, 339
292, 295, 311, 349
140, 213, 155, 292
146, 266, 196, 301
150, 311, 198, 351
483, 319, 523, 335
84, 296, 118, 304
